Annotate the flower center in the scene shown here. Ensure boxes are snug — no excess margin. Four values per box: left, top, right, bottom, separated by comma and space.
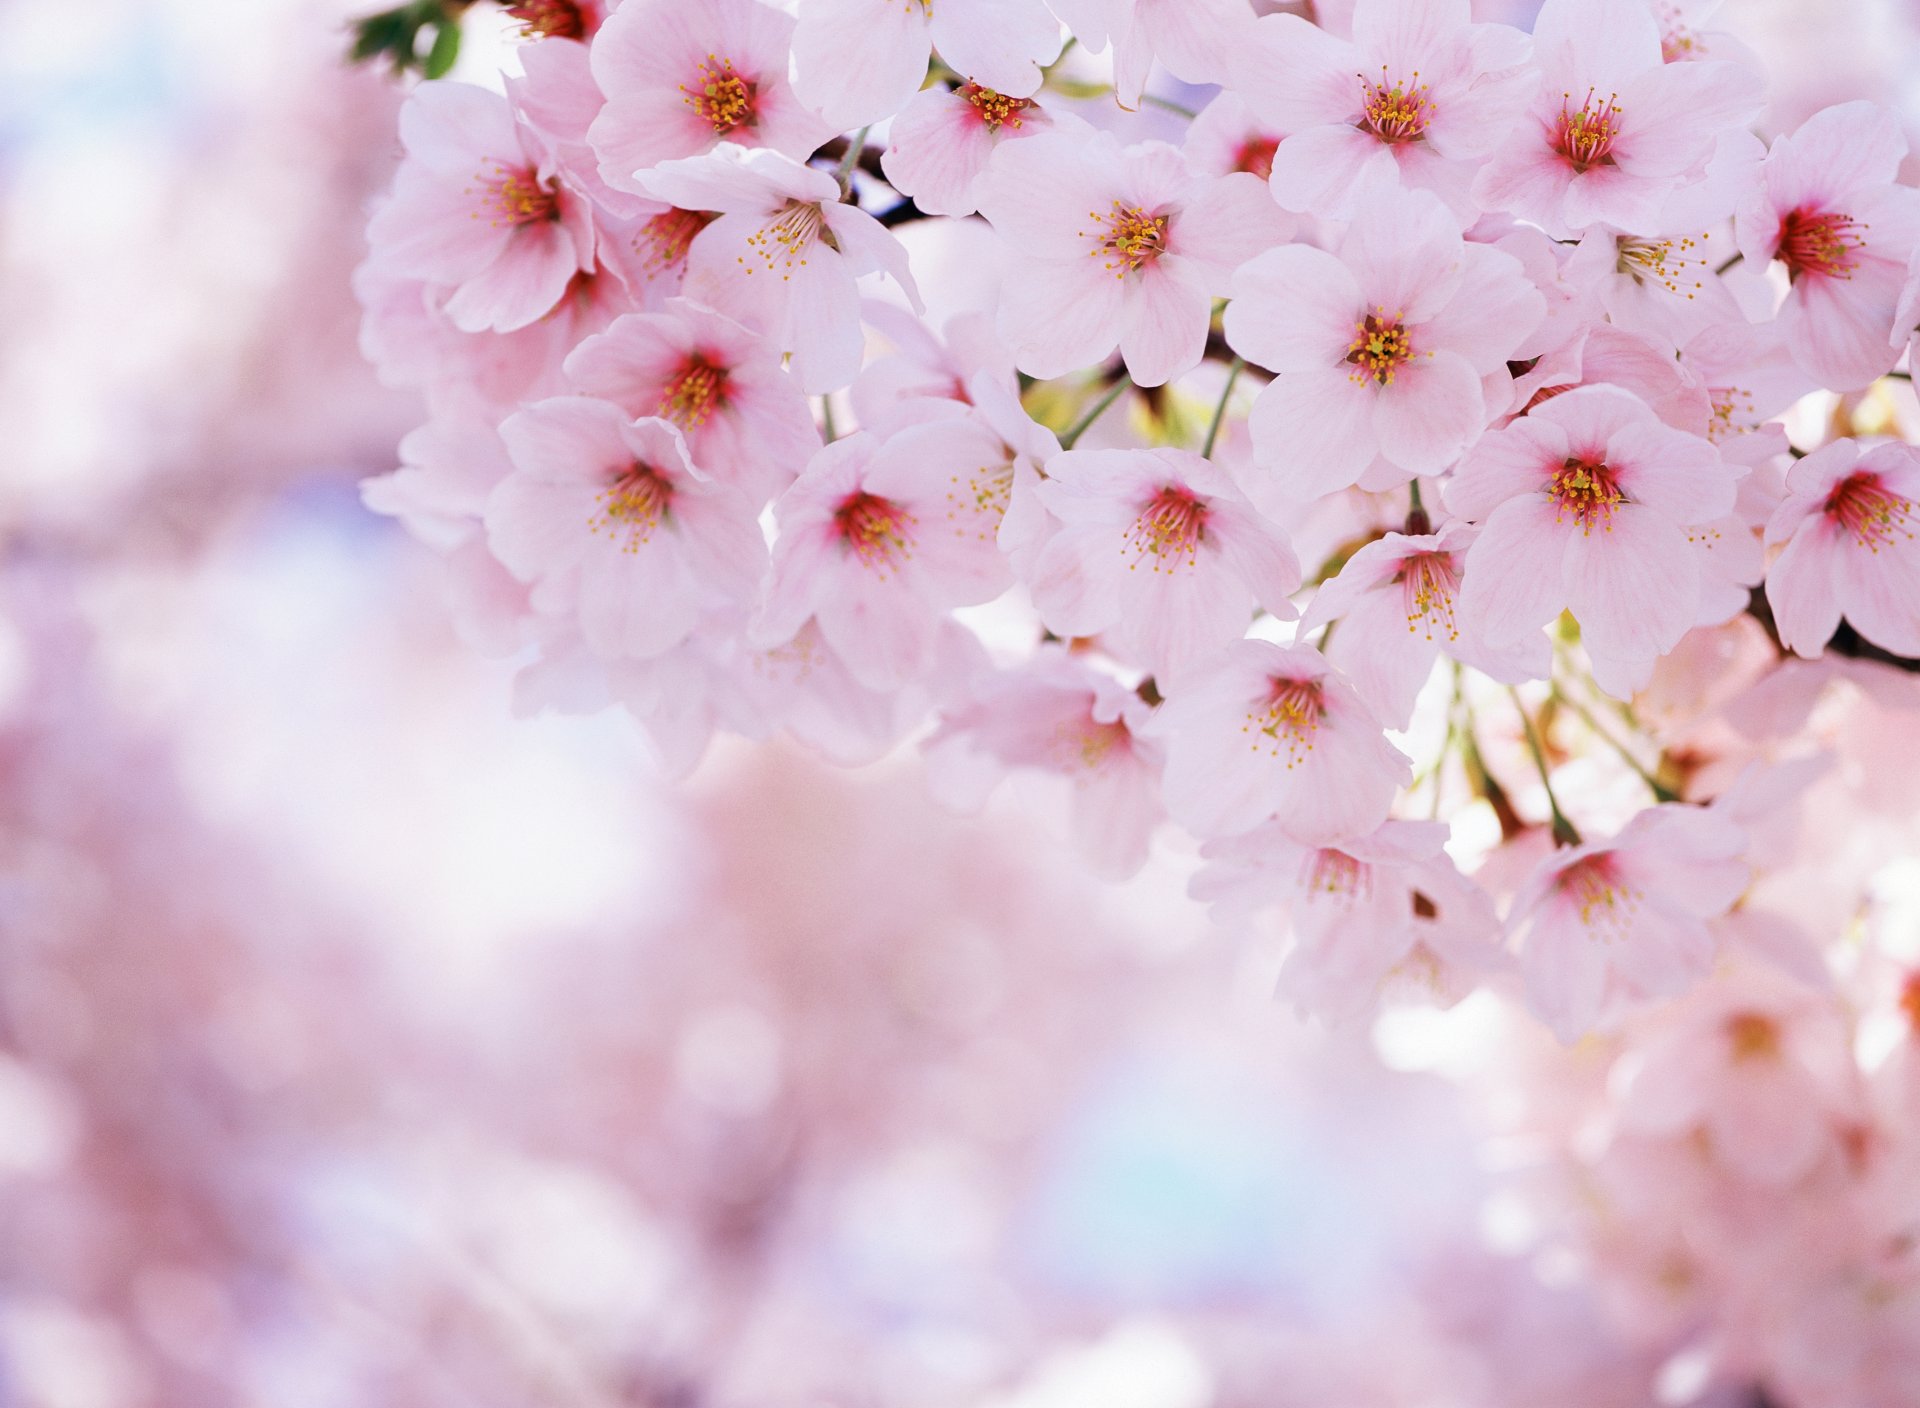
680, 55, 756, 135
1777, 207, 1863, 281
505, 0, 586, 38
1616, 234, 1709, 298
1396, 550, 1461, 641
1346, 311, 1415, 386
1554, 89, 1622, 171
1360, 68, 1435, 144
1554, 854, 1640, 938
591, 462, 674, 550
1123, 486, 1207, 571
1706, 384, 1756, 443
658, 356, 728, 428
834, 491, 916, 574
1825, 471, 1915, 551
1055, 714, 1131, 771
1246, 677, 1325, 769
475, 164, 560, 227
1302, 849, 1370, 905
1547, 457, 1625, 533
944, 459, 1013, 540
1901, 973, 1920, 1035
1233, 136, 1278, 180
1726, 1012, 1782, 1062
633, 208, 714, 280
1083, 202, 1169, 277
745, 201, 834, 278
961, 82, 1031, 133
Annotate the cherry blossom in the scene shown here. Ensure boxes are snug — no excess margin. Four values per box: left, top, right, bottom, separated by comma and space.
1764, 439, 1920, 659
1448, 384, 1739, 698
975, 130, 1290, 387
1224, 181, 1544, 499
880, 82, 1064, 220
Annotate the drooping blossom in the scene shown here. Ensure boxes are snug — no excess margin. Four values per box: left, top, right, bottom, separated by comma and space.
926, 649, 1166, 878
1764, 439, 1920, 659
563, 297, 820, 503
366, 81, 595, 334
486, 397, 766, 659
1448, 384, 1740, 698
1223, 181, 1544, 499
975, 130, 1290, 387
1194, 818, 1506, 1021
1233, 0, 1533, 220
789, 0, 1064, 131
1148, 640, 1411, 843
1300, 522, 1550, 729
754, 429, 1008, 690
1734, 101, 1920, 390
1026, 446, 1301, 682
588, 0, 830, 193
880, 82, 1065, 219
635, 144, 922, 393
1473, 0, 1762, 236
1507, 804, 1748, 1042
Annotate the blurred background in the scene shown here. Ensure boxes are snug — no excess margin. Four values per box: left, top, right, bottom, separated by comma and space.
5, 1, 1920, 1404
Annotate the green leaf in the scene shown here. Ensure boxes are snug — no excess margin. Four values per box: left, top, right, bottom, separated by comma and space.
422, 17, 462, 78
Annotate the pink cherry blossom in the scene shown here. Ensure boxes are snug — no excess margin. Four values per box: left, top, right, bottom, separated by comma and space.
1182, 91, 1284, 182
1734, 101, 1920, 391
1026, 446, 1301, 682
635, 144, 922, 393
1300, 522, 1551, 729
366, 81, 595, 334
754, 428, 1008, 690
563, 297, 820, 504
880, 82, 1062, 219
789, 0, 1064, 131
587, 0, 831, 194
1195, 818, 1506, 1021
926, 649, 1166, 877
1448, 384, 1739, 698
1508, 804, 1748, 1042
1223, 182, 1544, 499
1051, 0, 1256, 109
1473, 0, 1761, 236
1764, 439, 1920, 659
1233, 0, 1533, 220
975, 130, 1291, 387
1148, 640, 1411, 843
486, 397, 766, 659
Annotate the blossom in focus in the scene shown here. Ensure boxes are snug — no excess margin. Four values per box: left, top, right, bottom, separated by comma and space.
1224, 181, 1543, 499
880, 82, 1064, 219
1764, 439, 1920, 659
975, 130, 1290, 387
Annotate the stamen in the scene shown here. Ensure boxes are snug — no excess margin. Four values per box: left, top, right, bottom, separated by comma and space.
1825, 471, 1915, 551
504, 0, 586, 38
1242, 677, 1325, 768
468, 163, 560, 228
680, 54, 756, 135
590, 462, 674, 551
1547, 457, 1626, 533
960, 82, 1032, 133
1554, 853, 1642, 939
834, 491, 915, 575
1346, 310, 1415, 386
633, 208, 714, 279
944, 461, 1013, 542
1301, 848, 1370, 905
658, 357, 728, 428
1053, 713, 1130, 771
1554, 89, 1623, 171
1079, 201, 1170, 278
1616, 234, 1709, 300
1777, 208, 1865, 281
742, 201, 833, 281
1396, 550, 1460, 641
1360, 67, 1435, 144
1122, 486, 1207, 572
1726, 1011, 1782, 1062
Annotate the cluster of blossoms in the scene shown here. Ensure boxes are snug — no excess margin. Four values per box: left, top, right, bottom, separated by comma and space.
359, 4, 1920, 1367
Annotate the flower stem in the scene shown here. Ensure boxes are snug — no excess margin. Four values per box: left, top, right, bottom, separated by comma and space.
1509, 687, 1581, 846
1059, 378, 1131, 450
1139, 92, 1198, 119
1201, 357, 1244, 458
1552, 683, 1680, 804
835, 127, 870, 194
820, 394, 838, 443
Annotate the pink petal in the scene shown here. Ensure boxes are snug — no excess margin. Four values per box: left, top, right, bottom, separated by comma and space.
1456, 496, 1571, 646
1246, 368, 1379, 499
996, 257, 1129, 379
790, 0, 930, 130
1119, 261, 1211, 387
1267, 125, 1396, 218
1370, 348, 1485, 475
1225, 244, 1362, 373
1563, 501, 1699, 664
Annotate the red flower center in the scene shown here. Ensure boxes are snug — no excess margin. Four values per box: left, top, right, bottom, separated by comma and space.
1824, 470, 1915, 550
681, 56, 757, 134
1233, 136, 1279, 180
658, 356, 729, 429
1360, 68, 1435, 144
1346, 311, 1415, 386
477, 164, 560, 227
961, 82, 1032, 134
1124, 486, 1208, 571
834, 491, 916, 573
591, 462, 674, 549
1083, 202, 1170, 277
1548, 457, 1626, 533
505, 0, 587, 39
1554, 853, 1639, 934
1248, 677, 1326, 769
1554, 89, 1622, 171
1395, 550, 1461, 641
1777, 207, 1863, 281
